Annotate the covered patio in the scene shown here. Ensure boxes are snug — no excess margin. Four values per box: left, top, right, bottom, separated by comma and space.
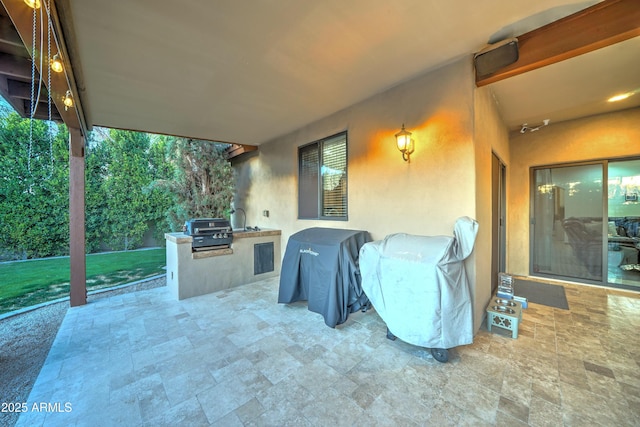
0, 0, 638, 309
16, 276, 640, 426
1, 1, 639, 425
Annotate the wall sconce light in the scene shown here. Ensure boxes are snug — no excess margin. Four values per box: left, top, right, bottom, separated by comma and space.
395, 124, 414, 162
62, 90, 73, 110
51, 54, 63, 73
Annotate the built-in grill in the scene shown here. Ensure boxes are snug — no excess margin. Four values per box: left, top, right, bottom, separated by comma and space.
184, 218, 233, 251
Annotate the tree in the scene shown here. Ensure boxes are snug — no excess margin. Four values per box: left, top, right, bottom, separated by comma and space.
85, 128, 174, 252
0, 111, 176, 258
84, 133, 109, 253
98, 129, 160, 250
0, 113, 69, 259
1, 105, 223, 259
152, 138, 235, 230
144, 134, 174, 242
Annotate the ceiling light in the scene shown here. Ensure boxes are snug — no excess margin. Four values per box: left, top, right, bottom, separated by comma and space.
608, 92, 632, 102
24, 0, 41, 8
51, 54, 63, 73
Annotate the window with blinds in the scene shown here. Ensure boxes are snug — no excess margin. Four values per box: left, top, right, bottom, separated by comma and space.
298, 132, 347, 220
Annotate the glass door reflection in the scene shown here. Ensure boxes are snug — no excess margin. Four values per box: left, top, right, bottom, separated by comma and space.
607, 159, 640, 287
532, 164, 603, 281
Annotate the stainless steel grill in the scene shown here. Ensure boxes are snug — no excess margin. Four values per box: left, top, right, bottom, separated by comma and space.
184, 218, 233, 251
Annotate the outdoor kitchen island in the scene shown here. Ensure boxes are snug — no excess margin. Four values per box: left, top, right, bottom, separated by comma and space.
165, 229, 281, 300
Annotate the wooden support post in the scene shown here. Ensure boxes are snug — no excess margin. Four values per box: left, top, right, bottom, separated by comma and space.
69, 127, 86, 307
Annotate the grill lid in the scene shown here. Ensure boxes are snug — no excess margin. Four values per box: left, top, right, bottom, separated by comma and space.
184, 218, 231, 236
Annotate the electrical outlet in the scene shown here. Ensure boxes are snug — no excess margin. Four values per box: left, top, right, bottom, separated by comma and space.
263, 210, 269, 217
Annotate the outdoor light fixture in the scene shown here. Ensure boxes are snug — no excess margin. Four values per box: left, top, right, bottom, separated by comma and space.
24, 0, 41, 8
51, 53, 63, 73
395, 124, 414, 162
62, 90, 73, 110
519, 119, 550, 134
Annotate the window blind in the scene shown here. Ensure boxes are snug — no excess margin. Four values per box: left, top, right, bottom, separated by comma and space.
298, 132, 347, 219
321, 134, 347, 217
298, 143, 319, 219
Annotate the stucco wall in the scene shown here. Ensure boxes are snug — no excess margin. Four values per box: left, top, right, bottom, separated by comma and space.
234, 58, 490, 331
508, 107, 640, 277
234, 58, 477, 241
473, 85, 510, 329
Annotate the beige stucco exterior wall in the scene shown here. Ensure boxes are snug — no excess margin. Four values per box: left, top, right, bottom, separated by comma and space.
234, 58, 477, 240
473, 86, 510, 328
233, 60, 640, 332
234, 58, 493, 331
508, 107, 640, 277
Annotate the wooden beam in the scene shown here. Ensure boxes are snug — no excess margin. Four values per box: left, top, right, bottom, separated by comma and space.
0, 51, 31, 79
476, 0, 640, 86
0, 74, 24, 115
1, 0, 86, 132
226, 143, 258, 160
20, 98, 62, 121
0, 13, 31, 58
0, 13, 26, 48
8, 78, 44, 98
0, 76, 62, 119
69, 126, 86, 307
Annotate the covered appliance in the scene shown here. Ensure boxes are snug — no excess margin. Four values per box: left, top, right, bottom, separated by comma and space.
278, 227, 371, 328
359, 216, 478, 362
184, 218, 233, 251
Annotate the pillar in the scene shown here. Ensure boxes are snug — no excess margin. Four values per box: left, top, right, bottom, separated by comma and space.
69, 127, 86, 307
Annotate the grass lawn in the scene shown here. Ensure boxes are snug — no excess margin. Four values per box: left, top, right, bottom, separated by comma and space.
0, 248, 166, 314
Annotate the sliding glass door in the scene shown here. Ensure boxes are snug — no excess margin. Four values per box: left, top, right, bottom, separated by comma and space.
532, 164, 603, 282
608, 159, 640, 287
532, 159, 640, 289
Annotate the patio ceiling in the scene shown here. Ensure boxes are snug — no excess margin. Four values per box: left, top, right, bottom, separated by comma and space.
1, 0, 639, 145
0, 3, 61, 121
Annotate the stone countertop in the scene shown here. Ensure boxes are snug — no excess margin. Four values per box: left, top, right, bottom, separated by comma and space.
232, 229, 281, 239
165, 229, 281, 243
164, 232, 192, 244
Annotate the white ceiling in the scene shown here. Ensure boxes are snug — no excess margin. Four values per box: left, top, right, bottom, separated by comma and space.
490, 36, 640, 131
59, 0, 639, 145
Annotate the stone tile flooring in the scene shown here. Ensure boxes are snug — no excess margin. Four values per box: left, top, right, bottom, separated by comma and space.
17, 277, 640, 426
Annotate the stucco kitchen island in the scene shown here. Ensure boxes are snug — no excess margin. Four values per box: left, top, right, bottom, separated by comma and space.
165, 229, 281, 300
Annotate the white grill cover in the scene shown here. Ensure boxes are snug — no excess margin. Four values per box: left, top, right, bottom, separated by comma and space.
359, 217, 478, 349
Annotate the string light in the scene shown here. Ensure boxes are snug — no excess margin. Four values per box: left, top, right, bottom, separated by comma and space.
24, 0, 41, 9
63, 90, 73, 110
51, 53, 63, 73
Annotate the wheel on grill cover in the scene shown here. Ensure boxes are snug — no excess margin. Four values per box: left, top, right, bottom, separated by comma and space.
431, 348, 449, 363
386, 328, 396, 341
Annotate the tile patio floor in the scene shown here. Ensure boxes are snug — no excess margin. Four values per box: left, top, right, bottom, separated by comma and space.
16, 276, 640, 426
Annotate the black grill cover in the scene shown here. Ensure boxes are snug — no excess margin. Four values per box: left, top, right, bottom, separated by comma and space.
278, 227, 371, 327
